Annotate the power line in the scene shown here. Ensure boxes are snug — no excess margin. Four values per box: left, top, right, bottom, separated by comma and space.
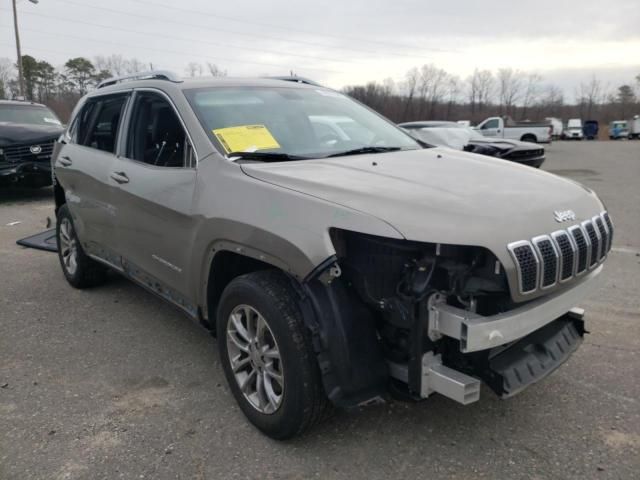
120, 0, 452, 55
49, 0, 437, 61
0, 18, 342, 74
0, 9, 363, 67
0, 30, 340, 74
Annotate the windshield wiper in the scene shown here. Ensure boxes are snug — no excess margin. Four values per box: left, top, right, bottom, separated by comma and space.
325, 146, 403, 158
227, 151, 309, 162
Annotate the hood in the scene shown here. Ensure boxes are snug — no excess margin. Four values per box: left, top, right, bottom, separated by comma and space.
0, 123, 64, 147
240, 148, 604, 249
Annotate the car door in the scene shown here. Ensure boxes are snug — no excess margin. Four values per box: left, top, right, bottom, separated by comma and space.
110, 89, 198, 313
479, 118, 501, 138
54, 92, 130, 265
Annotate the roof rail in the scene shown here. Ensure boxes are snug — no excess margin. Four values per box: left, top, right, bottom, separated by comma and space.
97, 70, 182, 89
264, 76, 323, 87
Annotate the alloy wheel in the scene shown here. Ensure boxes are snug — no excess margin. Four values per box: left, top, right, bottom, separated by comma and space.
59, 217, 78, 276
226, 304, 284, 414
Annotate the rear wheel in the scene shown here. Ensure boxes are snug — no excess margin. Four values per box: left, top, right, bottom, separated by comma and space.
56, 204, 107, 288
521, 134, 537, 143
216, 270, 330, 439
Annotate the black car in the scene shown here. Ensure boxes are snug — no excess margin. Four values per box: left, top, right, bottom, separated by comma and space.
399, 121, 545, 168
0, 100, 64, 187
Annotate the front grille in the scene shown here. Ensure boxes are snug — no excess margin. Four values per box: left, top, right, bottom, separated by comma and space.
511, 243, 538, 293
603, 212, 614, 251
594, 216, 608, 261
583, 221, 600, 267
569, 226, 589, 274
1, 140, 55, 164
508, 211, 612, 295
533, 236, 558, 287
552, 232, 575, 281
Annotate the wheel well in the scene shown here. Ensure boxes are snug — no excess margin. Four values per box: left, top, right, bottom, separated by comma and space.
521, 134, 537, 143
53, 179, 66, 214
206, 250, 275, 328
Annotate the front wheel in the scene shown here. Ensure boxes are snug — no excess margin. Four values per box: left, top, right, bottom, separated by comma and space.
216, 270, 330, 439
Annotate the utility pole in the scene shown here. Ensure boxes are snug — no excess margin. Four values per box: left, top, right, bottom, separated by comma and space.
12, 0, 25, 98
12, 0, 38, 99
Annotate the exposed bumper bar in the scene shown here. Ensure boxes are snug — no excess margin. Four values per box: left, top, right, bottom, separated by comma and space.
428, 265, 602, 352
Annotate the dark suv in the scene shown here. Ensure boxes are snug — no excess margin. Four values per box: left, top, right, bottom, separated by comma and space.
0, 100, 64, 187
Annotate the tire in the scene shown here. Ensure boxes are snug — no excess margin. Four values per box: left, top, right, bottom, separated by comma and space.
216, 270, 330, 439
56, 204, 107, 289
521, 134, 537, 143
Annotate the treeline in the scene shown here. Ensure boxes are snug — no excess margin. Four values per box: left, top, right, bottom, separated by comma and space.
1, 54, 639, 125
0, 54, 226, 121
344, 65, 640, 125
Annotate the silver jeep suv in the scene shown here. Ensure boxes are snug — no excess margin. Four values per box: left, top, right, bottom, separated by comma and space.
52, 71, 613, 439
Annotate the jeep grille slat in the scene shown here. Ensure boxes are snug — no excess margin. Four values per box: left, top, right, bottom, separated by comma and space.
553, 232, 575, 281
583, 221, 600, 267
570, 226, 589, 274
603, 212, 614, 252
533, 237, 558, 288
594, 217, 608, 261
509, 211, 610, 296
509, 243, 538, 294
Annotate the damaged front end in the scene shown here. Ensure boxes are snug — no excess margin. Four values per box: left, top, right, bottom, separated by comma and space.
301, 229, 589, 408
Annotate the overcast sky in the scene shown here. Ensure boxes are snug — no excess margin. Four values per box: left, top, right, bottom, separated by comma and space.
1, 0, 639, 99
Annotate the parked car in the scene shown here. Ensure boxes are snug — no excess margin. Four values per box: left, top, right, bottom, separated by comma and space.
53, 72, 613, 439
609, 120, 629, 139
0, 99, 64, 187
475, 116, 552, 143
583, 120, 599, 140
399, 121, 545, 168
629, 115, 640, 139
563, 119, 584, 140
545, 117, 564, 140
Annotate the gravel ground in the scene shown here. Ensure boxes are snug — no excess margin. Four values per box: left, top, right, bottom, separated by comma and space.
1, 141, 639, 480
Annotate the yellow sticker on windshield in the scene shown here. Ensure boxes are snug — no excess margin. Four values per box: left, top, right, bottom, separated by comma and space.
213, 125, 280, 154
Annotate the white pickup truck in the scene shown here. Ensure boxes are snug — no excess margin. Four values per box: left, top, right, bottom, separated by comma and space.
475, 116, 552, 143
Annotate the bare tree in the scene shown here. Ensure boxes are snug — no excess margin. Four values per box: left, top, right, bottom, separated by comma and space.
520, 73, 542, 120
206, 62, 227, 77
497, 68, 523, 116
538, 84, 564, 117
402, 67, 419, 119
185, 62, 203, 78
466, 69, 480, 117
616, 84, 636, 118
577, 75, 603, 119
467, 69, 494, 120
415, 64, 448, 118
445, 74, 461, 120
0, 57, 15, 99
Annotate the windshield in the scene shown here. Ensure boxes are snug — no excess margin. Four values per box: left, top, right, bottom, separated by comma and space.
185, 86, 421, 159
0, 104, 62, 126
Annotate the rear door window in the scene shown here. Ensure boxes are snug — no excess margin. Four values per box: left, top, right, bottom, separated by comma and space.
79, 94, 129, 154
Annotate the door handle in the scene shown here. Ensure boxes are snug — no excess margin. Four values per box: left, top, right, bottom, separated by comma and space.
58, 155, 72, 166
110, 171, 130, 184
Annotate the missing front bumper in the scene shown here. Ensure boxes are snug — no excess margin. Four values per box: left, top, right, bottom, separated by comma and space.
427, 266, 601, 353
